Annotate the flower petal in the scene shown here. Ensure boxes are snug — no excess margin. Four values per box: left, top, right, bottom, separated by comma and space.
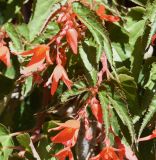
66, 28, 78, 54
51, 128, 76, 143
50, 75, 59, 95
0, 46, 11, 67
54, 147, 74, 160
90, 98, 103, 123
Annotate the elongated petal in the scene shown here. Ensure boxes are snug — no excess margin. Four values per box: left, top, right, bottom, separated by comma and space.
66, 28, 78, 54
62, 75, 73, 89
54, 147, 74, 160
53, 65, 64, 82
21, 60, 45, 75
51, 128, 76, 143
20, 49, 34, 56
90, 98, 103, 123
51, 76, 59, 95
100, 14, 120, 22
138, 130, 156, 142
0, 46, 11, 67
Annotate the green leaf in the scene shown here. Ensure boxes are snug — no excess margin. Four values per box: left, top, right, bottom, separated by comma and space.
72, 2, 114, 67
32, 21, 60, 44
79, 43, 98, 85
61, 81, 87, 103
98, 91, 110, 137
37, 136, 52, 160
118, 74, 136, 100
0, 123, 14, 160
138, 93, 156, 138
144, 62, 156, 90
16, 23, 30, 41
28, 0, 64, 41
5, 23, 23, 51
109, 96, 135, 143
16, 133, 31, 151
21, 76, 33, 98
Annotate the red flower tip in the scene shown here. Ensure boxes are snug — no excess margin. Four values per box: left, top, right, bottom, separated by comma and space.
96, 4, 120, 22
0, 45, 11, 67
152, 34, 156, 45
53, 147, 74, 160
66, 28, 78, 54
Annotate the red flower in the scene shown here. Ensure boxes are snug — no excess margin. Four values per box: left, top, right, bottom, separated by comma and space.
0, 45, 11, 67
90, 97, 103, 123
20, 45, 50, 66
96, 5, 120, 22
45, 64, 73, 95
66, 28, 78, 54
53, 147, 74, 160
50, 120, 80, 147
152, 34, 156, 45
138, 130, 156, 142
90, 147, 120, 160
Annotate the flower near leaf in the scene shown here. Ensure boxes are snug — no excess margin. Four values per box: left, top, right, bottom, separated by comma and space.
50, 120, 80, 147
66, 28, 78, 54
45, 64, 73, 95
96, 5, 120, 22
114, 136, 125, 160
151, 34, 156, 45
90, 97, 103, 123
20, 45, 51, 66
0, 45, 11, 67
53, 147, 74, 160
138, 130, 156, 142
90, 147, 120, 160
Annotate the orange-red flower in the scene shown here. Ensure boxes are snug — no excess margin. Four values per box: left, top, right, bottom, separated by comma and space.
50, 120, 80, 147
96, 5, 120, 22
20, 45, 51, 65
66, 28, 78, 54
0, 45, 11, 67
45, 64, 73, 95
90, 97, 103, 123
53, 147, 74, 160
90, 147, 120, 160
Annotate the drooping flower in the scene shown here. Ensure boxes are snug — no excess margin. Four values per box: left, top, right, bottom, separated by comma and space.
45, 64, 73, 95
90, 147, 120, 160
53, 147, 74, 160
66, 28, 78, 54
90, 97, 103, 123
0, 45, 11, 67
96, 5, 120, 22
20, 44, 51, 66
50, 120, 80, 147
